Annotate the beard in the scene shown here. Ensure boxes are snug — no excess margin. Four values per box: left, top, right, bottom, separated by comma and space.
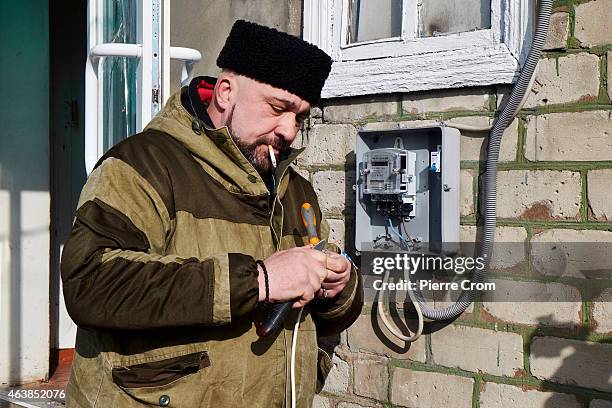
226, 105, 290, 175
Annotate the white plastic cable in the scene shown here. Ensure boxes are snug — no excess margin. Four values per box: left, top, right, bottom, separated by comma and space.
291, 307, 304, 408
377, 269, 423, 342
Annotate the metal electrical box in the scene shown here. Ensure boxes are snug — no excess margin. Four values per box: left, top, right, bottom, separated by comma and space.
355, 126, 460, 252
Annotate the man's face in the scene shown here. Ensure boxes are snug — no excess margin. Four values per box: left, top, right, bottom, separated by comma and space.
225, 76, 311, 175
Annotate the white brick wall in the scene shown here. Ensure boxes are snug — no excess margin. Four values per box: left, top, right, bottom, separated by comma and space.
575, 0, 612, 47
530, 336, 612, 392
593, 288, 612, 334
530, 229, 612, 278
391, 369, 474, 408
524, 54, 600, 107
496, 170, 581, 219
588, 169, 612, 220
479, 382, 581, 408
525, 111, 612, 161
299, 124, 356, 166
543, 12, 569, 50
430, 325, 523, 376
402, 88, 489, 114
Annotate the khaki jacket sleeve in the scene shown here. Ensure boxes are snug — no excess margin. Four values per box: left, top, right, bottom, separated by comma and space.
310, 217, 364, 337
60, 157, 259, 331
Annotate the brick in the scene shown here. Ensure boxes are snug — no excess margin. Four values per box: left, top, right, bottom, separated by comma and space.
530, 229, 612, 278
496, 170, 581, 219
325, 218, 346, 249
312, 170, 355, 214
479, 382, 581, 408
361, 120, 439, 131
455, 116, 518, 161
322, 354, 351, 395
337, 403, 377, 408
293, 166, 310, 181
324, 95, 398, 123
312, 395, 332, 408
347, 314, 427, 362
460, 226, 527, 272
575, 0, 612, 47
591, 400, 612, 408
482, 281, 581, 327
460, 170, 474, 216
430, 325, 523, 376
589, 169, 612, 220
353, 357, 389, 401
402, 87, 490, 114
525, 111, 612, 161
593, 288, 612, 334
391, 369, 474, 408
530, 336, 612, 392
524, 54, 599, 107
543, 12, 569, 50
299, 124, 356, 166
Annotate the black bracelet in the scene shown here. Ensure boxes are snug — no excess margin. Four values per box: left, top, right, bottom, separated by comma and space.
256, 260, 270, 304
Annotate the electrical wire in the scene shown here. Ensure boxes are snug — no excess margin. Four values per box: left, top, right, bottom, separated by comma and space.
377, 268, 423, 342
291, 307, 304, 408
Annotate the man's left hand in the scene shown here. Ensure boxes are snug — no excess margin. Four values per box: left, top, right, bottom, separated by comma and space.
317, 251, 351, 299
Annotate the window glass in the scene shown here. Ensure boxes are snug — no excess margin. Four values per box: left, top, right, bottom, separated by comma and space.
420, 0, 491, 37
102, 0, 137, 151
347, 0, 403, 44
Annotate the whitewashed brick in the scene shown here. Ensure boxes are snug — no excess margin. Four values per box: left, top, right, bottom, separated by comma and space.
589, 169, 612, 220
324, 95, 398, 123
299, 124, 356, 165
575, 0, 612, 47
326, 218, 346, 250
496, 170, 581, 219
460, 170, 474, 216
525, 54, 600, 107
353, 358, 389, 401
391, 369, 473, 408
591, 399, 612, 408
480, 382, 581, 408
312, 171, 355, 214
312, 395, 332, 408
361, 120, 438, 131
593, 288, 612, 334
337, 402, 376, 408
543, 12, 569, 50
430, 325, 523, 376
530, 336, 612, 392
402, 87, 489, 114
322, 354, 350, 395
456, 117, 518, 161
483, 282, 581, 327
460, 226, 527, 272
525, 111, 612, 161
530, 229, 612, 278
347, 315, 427, 362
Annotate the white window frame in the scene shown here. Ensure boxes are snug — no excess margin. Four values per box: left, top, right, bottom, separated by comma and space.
303, 0, 533, 98
84, 0, 201, 175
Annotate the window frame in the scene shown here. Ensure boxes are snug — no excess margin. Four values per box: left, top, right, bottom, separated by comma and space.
303, 0, 534, 98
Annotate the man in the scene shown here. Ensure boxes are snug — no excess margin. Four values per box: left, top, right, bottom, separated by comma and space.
61, 20, 363, 407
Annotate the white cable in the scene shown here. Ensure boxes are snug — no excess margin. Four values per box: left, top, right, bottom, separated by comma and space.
290, 307, 304, 408
377, 269, 423, 342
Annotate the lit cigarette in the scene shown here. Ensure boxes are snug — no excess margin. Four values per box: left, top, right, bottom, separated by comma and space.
268, 145, 277, 169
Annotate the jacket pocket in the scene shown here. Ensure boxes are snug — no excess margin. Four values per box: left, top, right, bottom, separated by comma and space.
112, 351, 210, 388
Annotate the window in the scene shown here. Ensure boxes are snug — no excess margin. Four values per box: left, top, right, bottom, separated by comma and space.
303, 0, 533, 98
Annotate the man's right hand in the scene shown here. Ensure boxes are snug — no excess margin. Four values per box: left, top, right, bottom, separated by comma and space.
257, 247, 328, 308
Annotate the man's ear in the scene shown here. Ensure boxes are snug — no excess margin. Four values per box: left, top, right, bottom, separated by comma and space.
213, 74, 237, 112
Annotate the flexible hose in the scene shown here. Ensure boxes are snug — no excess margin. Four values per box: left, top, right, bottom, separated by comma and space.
410, 0, 553, 321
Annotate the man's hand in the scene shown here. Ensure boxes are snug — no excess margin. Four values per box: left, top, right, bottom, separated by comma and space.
257, 247, 328, 308
316, 251, 351, 300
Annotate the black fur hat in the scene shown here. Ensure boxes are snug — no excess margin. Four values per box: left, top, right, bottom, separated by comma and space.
217, 20, 332, 105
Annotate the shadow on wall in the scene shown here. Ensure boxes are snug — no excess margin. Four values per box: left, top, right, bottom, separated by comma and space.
527, 315, 612, 407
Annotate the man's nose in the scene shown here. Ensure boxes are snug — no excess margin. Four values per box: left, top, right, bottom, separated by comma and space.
274, 113, 299, 143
